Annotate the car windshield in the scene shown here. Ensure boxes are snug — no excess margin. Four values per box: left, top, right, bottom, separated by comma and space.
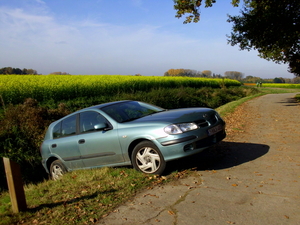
101, 101, 165, 123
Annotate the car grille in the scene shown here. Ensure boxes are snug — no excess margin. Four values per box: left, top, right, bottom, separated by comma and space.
195, 113, 218, 128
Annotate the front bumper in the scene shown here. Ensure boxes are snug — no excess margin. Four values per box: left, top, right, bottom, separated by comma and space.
156, 125, 226, 162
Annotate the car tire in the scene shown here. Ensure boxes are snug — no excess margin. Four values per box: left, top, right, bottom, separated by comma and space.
50, 160, 67, 180
132, 141, 166, 175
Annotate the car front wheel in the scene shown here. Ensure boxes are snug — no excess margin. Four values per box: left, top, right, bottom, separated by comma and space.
132, 141, 166, 175
50, 160, 67, 180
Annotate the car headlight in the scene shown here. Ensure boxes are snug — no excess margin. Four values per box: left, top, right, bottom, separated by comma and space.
164, 123, 198, 134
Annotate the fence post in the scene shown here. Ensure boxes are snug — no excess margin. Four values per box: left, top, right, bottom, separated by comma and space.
3, 157, 27, 213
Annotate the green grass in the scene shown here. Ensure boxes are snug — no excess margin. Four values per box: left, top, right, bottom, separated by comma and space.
257, 87, 300, 94
0, 167, 187, 224
216, 93, 263, 117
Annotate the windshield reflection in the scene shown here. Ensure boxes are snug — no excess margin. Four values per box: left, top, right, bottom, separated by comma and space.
101, 101, 165, 123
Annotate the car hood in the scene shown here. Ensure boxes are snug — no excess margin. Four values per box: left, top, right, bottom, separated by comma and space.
128, 107, 215, 124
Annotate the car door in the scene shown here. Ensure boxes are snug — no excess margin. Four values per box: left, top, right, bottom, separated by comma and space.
77, 111, 124, 167
49, 114, 85, 169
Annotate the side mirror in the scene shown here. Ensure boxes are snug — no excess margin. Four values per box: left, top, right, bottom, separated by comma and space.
94, 123, 107, 130
94, 123, 112, 131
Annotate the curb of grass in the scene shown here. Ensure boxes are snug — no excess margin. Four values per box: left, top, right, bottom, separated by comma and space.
216, 93, 264, 118
216, 87, 300, 118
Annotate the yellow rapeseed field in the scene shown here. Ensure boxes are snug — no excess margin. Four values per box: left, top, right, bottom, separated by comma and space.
0, 75, 241, 105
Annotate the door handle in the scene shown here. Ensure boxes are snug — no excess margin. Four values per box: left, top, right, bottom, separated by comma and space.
78, 139, 85, 144
51, 144, 57, 148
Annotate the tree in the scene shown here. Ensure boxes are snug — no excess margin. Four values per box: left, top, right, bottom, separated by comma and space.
202, 70, 212, 77
292, 76, 300, 84
50, 72, 70, 75
174, 0, 240, 23
0, 67, 13, 74
224, 71, 244, 80
22, 68, 28, 74
0, 67, 38, 75
12, 68, 22, 74
164, 68, 202, 77
243, 75, 262, 83
212, 73, 223, 78
273, 77, 285, 83
227, 0, 300, 77
173, 0, 300, 76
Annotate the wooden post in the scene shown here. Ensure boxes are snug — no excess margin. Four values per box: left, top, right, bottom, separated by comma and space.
3, 157, 27, 213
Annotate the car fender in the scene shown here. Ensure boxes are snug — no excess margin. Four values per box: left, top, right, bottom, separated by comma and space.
118, 126, 168, 161
43, 153, 66, 173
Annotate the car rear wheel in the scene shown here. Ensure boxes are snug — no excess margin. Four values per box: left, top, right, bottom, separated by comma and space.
132, 141, 166, 175
50, 160, 67, 180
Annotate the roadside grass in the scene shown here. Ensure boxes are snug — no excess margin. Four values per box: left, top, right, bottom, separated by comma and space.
216, 93, 263, 117
1, 86, 299, 225
216, 87, 300, 117
0, 167, 191, 225
258, 87, 300, 94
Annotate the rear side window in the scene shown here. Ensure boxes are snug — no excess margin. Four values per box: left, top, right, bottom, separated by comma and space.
52, 122, 62, 139
61, 115, 77, 137
52, 115, 77, 139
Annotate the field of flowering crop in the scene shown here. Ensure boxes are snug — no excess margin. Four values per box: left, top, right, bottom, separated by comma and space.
258, 83, 300, 89
0, 75, 241, 105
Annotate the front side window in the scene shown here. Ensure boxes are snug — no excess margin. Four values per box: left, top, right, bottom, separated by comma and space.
80, 111, 107, 133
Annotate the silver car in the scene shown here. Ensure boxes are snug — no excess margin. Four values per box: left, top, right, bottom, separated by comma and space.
40, 100, 226, 179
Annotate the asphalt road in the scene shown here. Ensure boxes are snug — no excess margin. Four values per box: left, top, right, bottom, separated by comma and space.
98, 93, 300, 225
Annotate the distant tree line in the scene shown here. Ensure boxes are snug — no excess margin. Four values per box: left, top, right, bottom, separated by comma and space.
0, 67, 38, 75
164, 68, 300, 83
164, 69, 244, 80
242, 75, 300, 84
164, 69, 223, 78
0, 68, 71, 75
49, 72, 70, 75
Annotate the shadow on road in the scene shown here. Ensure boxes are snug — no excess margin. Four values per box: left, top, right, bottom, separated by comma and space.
165, 141, 269, 174
277, 97, 300, 106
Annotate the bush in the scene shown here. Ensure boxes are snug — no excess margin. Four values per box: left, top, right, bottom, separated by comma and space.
0, 99, 71, 189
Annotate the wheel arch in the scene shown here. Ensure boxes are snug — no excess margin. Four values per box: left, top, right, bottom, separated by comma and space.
128, 138, 154, 161
46, 156, 59, 173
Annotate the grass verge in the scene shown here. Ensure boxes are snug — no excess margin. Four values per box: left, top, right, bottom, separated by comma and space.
216, 87, 300, 117
0, 167, 191, 224
216, 93, 263, 117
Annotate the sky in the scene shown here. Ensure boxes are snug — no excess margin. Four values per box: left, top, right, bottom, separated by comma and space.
0, 0, 295, 78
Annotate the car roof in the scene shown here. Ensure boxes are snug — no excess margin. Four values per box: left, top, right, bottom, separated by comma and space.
83, 100, 132, 110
